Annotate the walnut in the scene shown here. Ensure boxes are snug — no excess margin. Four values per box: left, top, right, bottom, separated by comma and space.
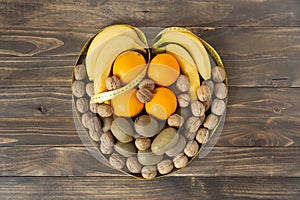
203, 114, 219, 130
85, 82, 94, 97
136, 88, 152, 103
167, 114, 184, 128
173, 153, 188, 169
138, 79, 155, 91
72, 80, 85, 98
191, 100, 205, 117
76, 98, 89, 113
211, 99, 226, 116
214, 83, 227, 99
157, 159, 174, 175
135, 137, 152, 151
106, 76, 121, 91
196, 128, 209, 144
212, 66, 226, 82
109, 153, 125, 170
176, 75, 190, 92
74, 64, 86, 80
126, 157, 141, 173
185, 116, 202, 133
141, 165, 157, 179
100, 131, 115, 147
197, 82, 211, 102
178, 93, 190, 108
184, 140, 199, 157
96, 103, 113, 117
81, 112, 93, 128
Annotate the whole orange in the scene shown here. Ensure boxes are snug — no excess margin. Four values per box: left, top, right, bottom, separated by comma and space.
148, 53, 180, 86
111, 88, 144, 117
145, 87, 177, 120
113, 51, 146, 84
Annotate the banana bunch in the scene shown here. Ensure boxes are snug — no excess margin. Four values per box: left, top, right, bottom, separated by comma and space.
86, 24, 148, 95
152, 28, 211, 101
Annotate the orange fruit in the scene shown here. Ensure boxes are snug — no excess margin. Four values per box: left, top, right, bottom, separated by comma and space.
145, 87, 177, 120
113, 51, 146, 84
111, 88, 144, 117
148, 53, 180, 86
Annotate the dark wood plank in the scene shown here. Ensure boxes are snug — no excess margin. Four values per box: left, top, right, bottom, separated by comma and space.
0, 87, 299, 147
0, 146, 299, 177
0, 176, 299, 200
1, 27, 299, 88
1, 0, 300, 28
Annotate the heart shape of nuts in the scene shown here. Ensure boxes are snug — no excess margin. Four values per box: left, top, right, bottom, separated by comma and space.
72, 25, 228, 179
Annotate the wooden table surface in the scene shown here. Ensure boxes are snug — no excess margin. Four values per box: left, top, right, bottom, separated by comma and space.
1, 0, 300, 199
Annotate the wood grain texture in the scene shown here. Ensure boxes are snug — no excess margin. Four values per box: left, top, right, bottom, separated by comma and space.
0, 176, 299, 200
1, 0, 299, 28
1, 0, 300, 199
0, 146, 299, 177
0, 87, 299, 147
1, 27, 299, 88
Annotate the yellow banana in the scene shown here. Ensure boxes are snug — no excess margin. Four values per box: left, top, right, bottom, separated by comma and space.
86, 24, 147, 80
164, 43, 200, 101
153, 29, 211, 80
93, 35, 147, 95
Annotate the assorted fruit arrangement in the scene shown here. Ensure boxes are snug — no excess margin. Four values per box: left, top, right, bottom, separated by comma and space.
72, 24, 228, 179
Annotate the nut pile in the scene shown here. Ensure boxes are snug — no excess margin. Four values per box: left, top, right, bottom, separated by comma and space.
72, 59, 227, 179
